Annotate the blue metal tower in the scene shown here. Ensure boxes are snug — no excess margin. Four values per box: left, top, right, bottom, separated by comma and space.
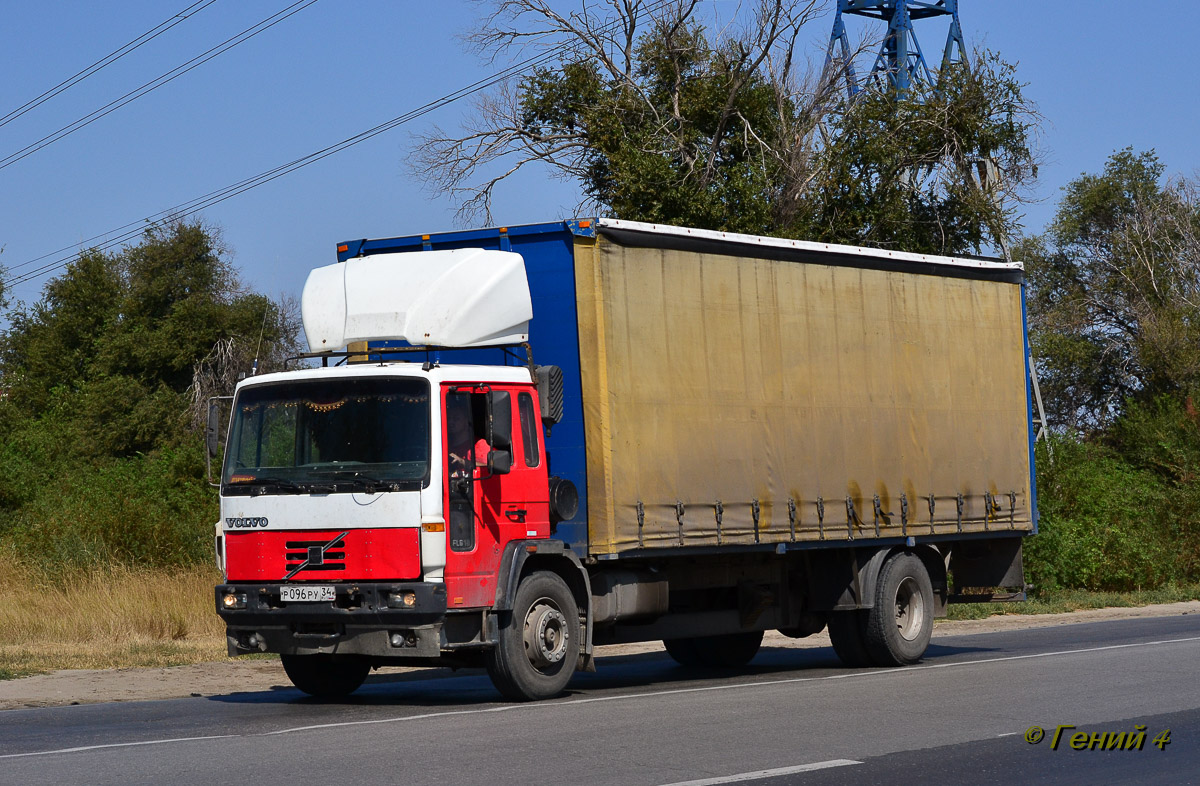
825, 0, 967, 99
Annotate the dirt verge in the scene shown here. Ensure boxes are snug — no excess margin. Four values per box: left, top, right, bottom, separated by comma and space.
3, 600, 1197, 710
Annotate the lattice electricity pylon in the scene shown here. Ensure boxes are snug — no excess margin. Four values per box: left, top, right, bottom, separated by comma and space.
825, 0, 968, 100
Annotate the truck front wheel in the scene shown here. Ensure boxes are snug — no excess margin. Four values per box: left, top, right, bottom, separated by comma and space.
486, 571, 581, 701
280, 654, 371, 699
863, 552, 934, 666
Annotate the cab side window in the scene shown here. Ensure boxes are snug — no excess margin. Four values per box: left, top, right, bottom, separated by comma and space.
518, 392, 540, 468
446, 392, 476, 552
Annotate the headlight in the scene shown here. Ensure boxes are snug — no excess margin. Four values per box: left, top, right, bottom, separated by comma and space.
221, 593, 247, 609
387, 591, 417, 609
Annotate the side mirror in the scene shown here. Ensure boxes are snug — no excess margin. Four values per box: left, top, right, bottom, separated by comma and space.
206, 402, 221, 458
488, 390, 512, 450
488, 449, 513, 475
205, 396, 233, 487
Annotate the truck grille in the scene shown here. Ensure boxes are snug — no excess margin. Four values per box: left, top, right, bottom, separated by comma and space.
285, 539, 347, 574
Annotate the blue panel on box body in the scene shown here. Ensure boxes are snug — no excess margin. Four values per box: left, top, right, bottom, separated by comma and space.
338, 222, 591, 555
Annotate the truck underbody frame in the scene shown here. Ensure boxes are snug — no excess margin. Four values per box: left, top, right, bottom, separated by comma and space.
218, 533, 1024, 663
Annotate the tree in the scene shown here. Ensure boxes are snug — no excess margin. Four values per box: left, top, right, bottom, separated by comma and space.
414, 0, 1039, 255
416, 0, 826, 233
1025, 150, 1200, 432
1, 247, 121, 413
0, 219, 300, 457
795, 51, 1039, 253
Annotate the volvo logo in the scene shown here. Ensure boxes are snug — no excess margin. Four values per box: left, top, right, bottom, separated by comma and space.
226, 517, 269, 529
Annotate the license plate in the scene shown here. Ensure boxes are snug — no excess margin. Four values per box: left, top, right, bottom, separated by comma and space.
281, 585, 335, 603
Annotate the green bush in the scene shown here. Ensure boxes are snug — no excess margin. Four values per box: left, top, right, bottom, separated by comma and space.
0, 221, 295, 580
1027, 396, 1200, 593
1, 445, 216, 578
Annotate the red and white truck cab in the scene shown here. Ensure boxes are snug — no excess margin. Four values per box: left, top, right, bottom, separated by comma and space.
215, 247, 583, 701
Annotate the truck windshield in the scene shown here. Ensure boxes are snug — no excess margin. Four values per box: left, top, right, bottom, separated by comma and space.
222, 377, 431, 493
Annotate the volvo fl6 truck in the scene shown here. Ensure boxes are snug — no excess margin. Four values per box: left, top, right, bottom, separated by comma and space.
213, 219, 1036, 701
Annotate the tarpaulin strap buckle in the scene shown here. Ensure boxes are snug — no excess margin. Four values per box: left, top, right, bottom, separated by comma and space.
636, 501, 645, 547
872, 494, 891, 537
787, 498, 797, 542
845, 497, 856, 541
714, 500, 724, 545
676, 501, 685, 545
927, 494, 936, 534
956, 493, 964, 533
816, 497, 825, 540
752, 499, 761, 543
900, 494, 909, 536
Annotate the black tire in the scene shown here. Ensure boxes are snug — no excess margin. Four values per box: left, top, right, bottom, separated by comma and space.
280, 654, 371, 699
663, 631, 763, 668
827, 610, 872, 667
699, 631, 763, 667
778, 612, 827, 639
486, 571, 581, 701
663, 637, 704, 666
863, 552, 934, 666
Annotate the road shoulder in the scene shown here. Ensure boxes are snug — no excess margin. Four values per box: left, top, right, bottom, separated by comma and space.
2, 600, 1197, 710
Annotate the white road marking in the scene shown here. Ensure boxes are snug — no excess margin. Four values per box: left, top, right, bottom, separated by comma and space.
658, 760, 862, 785
996, 732, 1022, 737
6, 634, 1200, 759
0, 735, 234, 760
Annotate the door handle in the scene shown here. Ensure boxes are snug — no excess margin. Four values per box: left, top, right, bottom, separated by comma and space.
505, 508, 527, 523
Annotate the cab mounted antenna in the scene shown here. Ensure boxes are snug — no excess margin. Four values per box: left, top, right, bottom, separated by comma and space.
251, 305, 269, 376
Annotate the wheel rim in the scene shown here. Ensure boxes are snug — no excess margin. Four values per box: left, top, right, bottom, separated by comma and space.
894, 576, 926, 641
522, 597, 570, 669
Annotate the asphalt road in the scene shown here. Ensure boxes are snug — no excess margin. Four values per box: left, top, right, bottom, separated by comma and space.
2, 615, 1198, 785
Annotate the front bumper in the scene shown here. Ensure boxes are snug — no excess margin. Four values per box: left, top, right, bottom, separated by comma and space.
216, 582, 447, 658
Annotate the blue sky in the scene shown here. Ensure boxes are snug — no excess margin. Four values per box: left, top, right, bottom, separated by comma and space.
1, 1, 1197, 308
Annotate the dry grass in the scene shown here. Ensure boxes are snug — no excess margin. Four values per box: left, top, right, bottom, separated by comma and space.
0, 563, 229, 679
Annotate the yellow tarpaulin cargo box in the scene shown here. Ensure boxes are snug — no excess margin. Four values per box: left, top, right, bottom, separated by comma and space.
575, 220, 1033, 555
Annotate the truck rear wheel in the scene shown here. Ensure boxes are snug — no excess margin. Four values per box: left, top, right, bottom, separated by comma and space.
863, 552, 934, 666
827, 610, 872, 667
486, 570, 580, 701
663, 637, 704, 666
280, 654, 371, 699
778, 611, 827, 639
663, 631, 763, 668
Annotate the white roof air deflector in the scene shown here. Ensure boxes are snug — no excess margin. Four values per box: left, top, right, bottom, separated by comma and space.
301, 249, 533, 351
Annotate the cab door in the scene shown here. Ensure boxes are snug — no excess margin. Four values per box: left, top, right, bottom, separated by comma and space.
442, 384, 549, 609
503, 389, 550, 538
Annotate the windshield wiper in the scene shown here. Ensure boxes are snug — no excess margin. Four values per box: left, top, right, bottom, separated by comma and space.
309, 469, 389, 494
243, 476, 308, 494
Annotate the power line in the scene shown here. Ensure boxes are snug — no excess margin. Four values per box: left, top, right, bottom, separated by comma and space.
0, 0, 218, 130
3, 0, 672, 291
0, 0, 320, 173
1, 49, 554, 289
